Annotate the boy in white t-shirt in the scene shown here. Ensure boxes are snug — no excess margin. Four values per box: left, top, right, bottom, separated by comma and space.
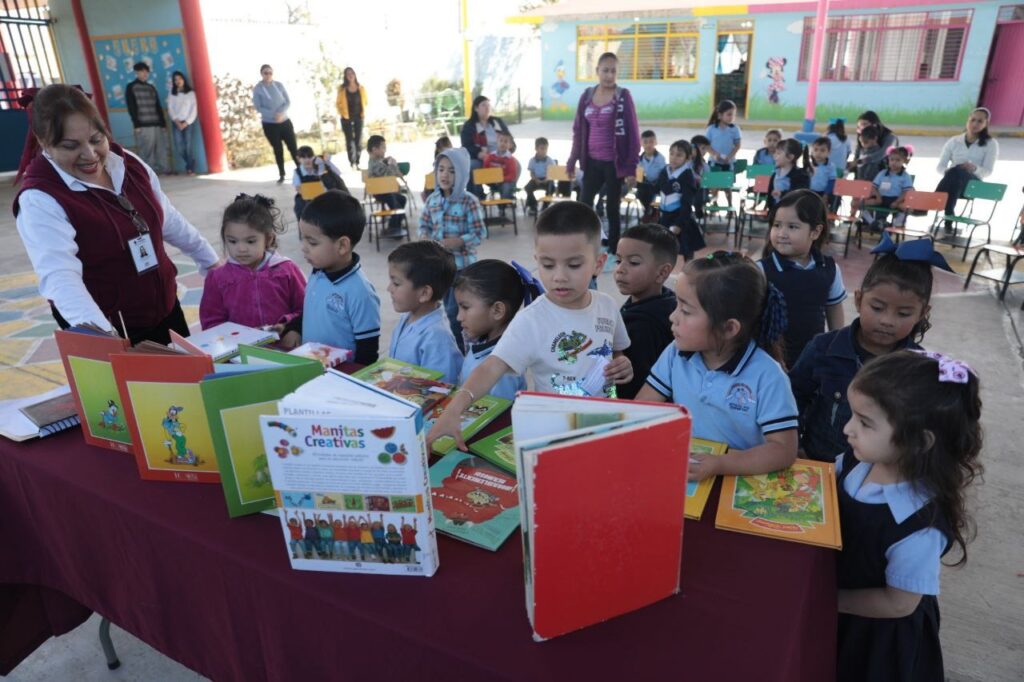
426, 201, 634, 450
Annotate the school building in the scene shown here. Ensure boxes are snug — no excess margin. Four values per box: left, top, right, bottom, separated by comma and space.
528, 0, 1024, 128
0, 0, 224, 173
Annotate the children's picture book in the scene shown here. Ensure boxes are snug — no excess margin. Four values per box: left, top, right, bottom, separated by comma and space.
54, 328, 132, 452
286, 342, 352, 369
430, 451, 520, 551
425, 394, 511, 456
170, 322, 277, 362
201, 360, 322, 517
110, 352, 219, 483
0, 386, 80, 442
715, 459, 842, 550
468, 426, 516, 473
512, 392, 691, 641
260, 370, 439, 576
684, 438, 729, 520
351, 357, 443, 385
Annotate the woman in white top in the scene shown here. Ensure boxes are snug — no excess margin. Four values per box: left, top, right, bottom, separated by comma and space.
167, 71, 198, 174
13, 84, 219, 345
935, 107, 999, 232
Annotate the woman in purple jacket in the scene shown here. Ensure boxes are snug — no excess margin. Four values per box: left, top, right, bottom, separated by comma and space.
566, 52, 641, 255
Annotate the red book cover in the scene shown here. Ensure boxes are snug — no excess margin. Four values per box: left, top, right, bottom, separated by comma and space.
54, 329, 132, 453
110, 352, 219, 483
524, 402, 690, 640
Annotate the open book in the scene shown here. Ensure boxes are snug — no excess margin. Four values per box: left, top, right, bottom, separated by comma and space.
512, 392, 691, 641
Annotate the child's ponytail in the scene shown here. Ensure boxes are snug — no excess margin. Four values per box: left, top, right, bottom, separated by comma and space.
759, 283, 789, 366
827, 117, 847, 142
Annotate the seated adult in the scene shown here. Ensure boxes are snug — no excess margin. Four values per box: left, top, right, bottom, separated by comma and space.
935, 107, 999, 233
13, 84, 220, 345
846, 110, 897, 175
460, 95, 510, 199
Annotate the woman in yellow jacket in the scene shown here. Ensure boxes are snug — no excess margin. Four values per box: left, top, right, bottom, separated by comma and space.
336, 66, 368, 170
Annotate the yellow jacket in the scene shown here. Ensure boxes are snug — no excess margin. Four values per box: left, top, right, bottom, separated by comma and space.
336, 84, 367, 119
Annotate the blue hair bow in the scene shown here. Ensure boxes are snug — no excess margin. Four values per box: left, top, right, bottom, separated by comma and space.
828, 117, 846, 125
511, 260, 545, 305
870, 233, 953, 272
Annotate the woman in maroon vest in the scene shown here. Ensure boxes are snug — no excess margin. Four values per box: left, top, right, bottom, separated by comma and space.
13, 84, 220, 345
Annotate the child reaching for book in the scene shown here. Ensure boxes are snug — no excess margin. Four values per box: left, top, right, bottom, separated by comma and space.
387, 240, 463, 384
200, 193, 306, 330
635, 251, 798, 481
789, 235, 948, 461
427, 201, 633, 451
758, 189, 846, 368
277, 191, 381, 365
454, 259, 539, 401
836, 350, 982, 682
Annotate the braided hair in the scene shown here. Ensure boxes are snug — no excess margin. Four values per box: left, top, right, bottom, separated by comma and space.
683, 251, 788, 366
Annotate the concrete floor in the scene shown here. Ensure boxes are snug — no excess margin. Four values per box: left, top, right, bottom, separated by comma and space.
2, 120, 1023, 680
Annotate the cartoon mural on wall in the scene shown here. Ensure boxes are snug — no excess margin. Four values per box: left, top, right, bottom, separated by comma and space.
550, 59, 571, 112
764, 56, 787, 104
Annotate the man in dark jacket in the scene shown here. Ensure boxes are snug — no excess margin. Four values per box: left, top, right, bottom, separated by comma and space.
126, 62, 167, 173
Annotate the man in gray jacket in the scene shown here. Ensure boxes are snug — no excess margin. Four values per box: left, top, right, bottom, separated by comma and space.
126, 62, 168, 173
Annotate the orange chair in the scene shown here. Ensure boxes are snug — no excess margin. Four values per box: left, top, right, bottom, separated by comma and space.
883, 191, 948, 245
828, 178, 874, 256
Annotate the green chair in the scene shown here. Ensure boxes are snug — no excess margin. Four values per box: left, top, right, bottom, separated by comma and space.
701, 171, 738, 237
963, 207, 1024, 308
935, 180, 1007, 261
732, 159, 748, 176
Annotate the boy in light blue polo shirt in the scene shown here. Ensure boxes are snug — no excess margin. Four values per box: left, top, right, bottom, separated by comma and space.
863, 146, 914, 229
636, 130, 667, 218
386, 241, 463, 383
280, 191, 381, 365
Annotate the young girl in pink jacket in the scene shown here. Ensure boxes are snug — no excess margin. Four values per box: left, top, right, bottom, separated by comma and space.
199, 193, 306, 329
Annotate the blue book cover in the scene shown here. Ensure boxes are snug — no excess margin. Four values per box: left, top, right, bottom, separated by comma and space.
430, 451, 520, 551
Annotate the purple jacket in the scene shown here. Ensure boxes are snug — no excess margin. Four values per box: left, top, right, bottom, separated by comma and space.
199, 252, 306, 329
566, 86, 641, 180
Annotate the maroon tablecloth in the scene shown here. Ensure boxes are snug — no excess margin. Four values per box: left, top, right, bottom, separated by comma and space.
0, 430, 836, 681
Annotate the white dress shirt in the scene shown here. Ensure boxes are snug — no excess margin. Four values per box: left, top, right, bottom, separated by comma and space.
15, 150, 218, 331
935, 134, 999, 179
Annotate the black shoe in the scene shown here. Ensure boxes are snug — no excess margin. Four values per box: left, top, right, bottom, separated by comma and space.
277, 175, 285, 184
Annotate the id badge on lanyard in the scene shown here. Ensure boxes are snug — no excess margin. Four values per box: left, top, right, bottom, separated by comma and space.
116, 194, 159, 275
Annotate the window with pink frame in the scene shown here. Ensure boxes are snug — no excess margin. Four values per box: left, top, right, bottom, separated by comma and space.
798, 9, 972, 82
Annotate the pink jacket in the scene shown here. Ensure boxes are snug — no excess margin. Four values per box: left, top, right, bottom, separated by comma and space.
199, 252, 306, 329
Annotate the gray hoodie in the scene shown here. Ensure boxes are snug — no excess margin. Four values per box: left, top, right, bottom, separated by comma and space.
432, 147, 472, 201
420, 147, 485, 268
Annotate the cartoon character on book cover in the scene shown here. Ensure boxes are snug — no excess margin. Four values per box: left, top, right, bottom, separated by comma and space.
432, 456, 519, 526
732, 464, 825, 528
126, 382, 217, 473
67, 356, 132, 445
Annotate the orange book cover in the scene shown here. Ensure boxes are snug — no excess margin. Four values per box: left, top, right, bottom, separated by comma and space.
715, 458, 842, 549
110, 352, 220, 483
516, 394, 691, 640
684, 438, 728, 520
54, 329, 132, 453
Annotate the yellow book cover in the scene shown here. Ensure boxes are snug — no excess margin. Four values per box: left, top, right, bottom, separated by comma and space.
684, 438, 728, 520
715, 459, 842, 549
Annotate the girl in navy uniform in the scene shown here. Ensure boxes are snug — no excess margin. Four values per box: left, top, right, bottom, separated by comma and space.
758, 189, 846, 368
767, 138, 810, 209
654, 140, 705, 261
837, 350, 982, 682
453, 260, 540, 401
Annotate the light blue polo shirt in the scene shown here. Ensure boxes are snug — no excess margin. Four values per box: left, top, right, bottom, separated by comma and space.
827, 133, 850, 172
705, 124, 742, 168
527, 155, 555, 180
872, 169, 914, 198
639, 150, 667, 183
835, 455, 947, 595
810, 162, 837, 193
388, 304, 463, 384
460, 336, 526, 401
301, 256, 380, 351
646, 340, 798, 450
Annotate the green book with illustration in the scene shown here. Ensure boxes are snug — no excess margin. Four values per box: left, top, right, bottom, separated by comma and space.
201, 360, 323, 517
468, 426, 516, 472
430, 451, 520, 551
351, 357, 443, 385
425, 395, 512, 456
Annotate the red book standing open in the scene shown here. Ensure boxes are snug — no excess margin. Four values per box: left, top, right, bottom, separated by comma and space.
511, 392, 691, 641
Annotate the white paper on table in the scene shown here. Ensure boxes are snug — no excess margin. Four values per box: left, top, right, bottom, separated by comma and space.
0, 385, 72, 441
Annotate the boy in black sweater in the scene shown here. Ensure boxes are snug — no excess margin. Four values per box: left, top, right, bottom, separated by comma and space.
613, 224, 679, 399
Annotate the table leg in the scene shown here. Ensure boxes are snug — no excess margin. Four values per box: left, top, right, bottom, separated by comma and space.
98, 617, 120, 670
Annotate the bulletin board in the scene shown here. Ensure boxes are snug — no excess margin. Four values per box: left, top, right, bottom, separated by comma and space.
91, 30, 190, 112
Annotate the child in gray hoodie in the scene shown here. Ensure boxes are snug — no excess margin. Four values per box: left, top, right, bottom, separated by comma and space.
418, 147, 487, 349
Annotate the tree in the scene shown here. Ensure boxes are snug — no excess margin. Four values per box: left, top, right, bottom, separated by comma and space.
300, 41, 346, 150
213, 73, 269, 169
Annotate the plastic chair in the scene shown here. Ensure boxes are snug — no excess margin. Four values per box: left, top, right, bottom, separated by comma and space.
736, 174, 771, 248
964, 208, 1024, 308
935, 180, 1007, 261
732, 159, 749, 176
364, 176, 411, 251
473, 166, 518, 235
883, 191, 948, 245
393, 162, 417, 214
621, 165, 644, 225
828, 178, 874, 257
537, 165, 571, 211
423, 172, 435, 193
701, 171, 738, 237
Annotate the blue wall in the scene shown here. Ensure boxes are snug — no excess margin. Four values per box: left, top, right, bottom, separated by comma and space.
49, 0, 209, 173
541, 3, 1001, 127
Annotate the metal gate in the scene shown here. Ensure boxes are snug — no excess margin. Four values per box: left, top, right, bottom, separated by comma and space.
1, 0, 62, 109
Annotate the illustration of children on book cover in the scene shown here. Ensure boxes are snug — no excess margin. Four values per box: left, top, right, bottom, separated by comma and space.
283, 507, 425, 566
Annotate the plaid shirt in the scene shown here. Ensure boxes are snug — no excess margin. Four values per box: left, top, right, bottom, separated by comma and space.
417, 192, 485, 270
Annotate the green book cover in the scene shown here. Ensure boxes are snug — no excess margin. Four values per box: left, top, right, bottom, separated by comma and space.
351, 357, 443, 384
430, 451, 520, 551
468, 426, 516, 473
428, 395, 512, 456
238, 344, 327, 367
201, 363, 323, 517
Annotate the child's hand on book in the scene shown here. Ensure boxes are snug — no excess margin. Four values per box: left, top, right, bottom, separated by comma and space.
427, 411, 467, 452
603, 355, 633, 385
276, 328, 301, 350
688, 453, 722, 482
